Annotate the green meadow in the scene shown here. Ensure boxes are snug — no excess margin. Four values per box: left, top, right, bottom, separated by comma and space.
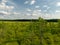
0, 18, 60, 45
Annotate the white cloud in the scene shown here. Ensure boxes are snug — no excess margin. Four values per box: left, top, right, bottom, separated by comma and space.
13, 12, 20, 15
27, 9, 41, 17
0, 0, 15, 11
56, 10, 60, 12
25, 9, 60, 19
6, 6, 14, 10
2, 0, 7, 3
33, 10, 41, 13
43, 5, 48, 7
0, 11, 10, 15
37, 10, 41, 12
26, 13, 31, 16
43, 5, 50, 10
30, 0, 36, 5
42, 12, 60, 19
0, 11, 20, 16
0, 0, 16, 17
24, 0, 36, 5
43, 10, 47, 12
35, 6, 40, 8
0, 0, 21, 19
47, 7, 50, 10
56, 2, 60, 6
27, 9, 32, 12
54, 13, 60, 19
0, 4, 14, 11
24, 1, 29, 4
43, 13, 52, 19
1, 0, 7, 5
25, 9, 42, 19
32, 13, 41, 17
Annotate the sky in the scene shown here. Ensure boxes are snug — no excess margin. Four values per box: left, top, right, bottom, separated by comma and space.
0, 0, 60, 19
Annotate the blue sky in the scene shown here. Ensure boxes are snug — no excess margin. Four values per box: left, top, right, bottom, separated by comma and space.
0, 0, 60, 19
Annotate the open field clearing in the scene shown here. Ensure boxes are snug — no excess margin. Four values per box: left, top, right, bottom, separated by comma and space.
0, 18, 60, 45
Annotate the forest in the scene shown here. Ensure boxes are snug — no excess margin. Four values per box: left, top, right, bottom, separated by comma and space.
0, 18, 60, 45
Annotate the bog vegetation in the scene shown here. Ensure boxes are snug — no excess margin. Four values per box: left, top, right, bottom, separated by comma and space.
0, 18, 60, 45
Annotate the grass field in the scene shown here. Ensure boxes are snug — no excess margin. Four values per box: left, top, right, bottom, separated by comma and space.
0, 19, 60, 45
